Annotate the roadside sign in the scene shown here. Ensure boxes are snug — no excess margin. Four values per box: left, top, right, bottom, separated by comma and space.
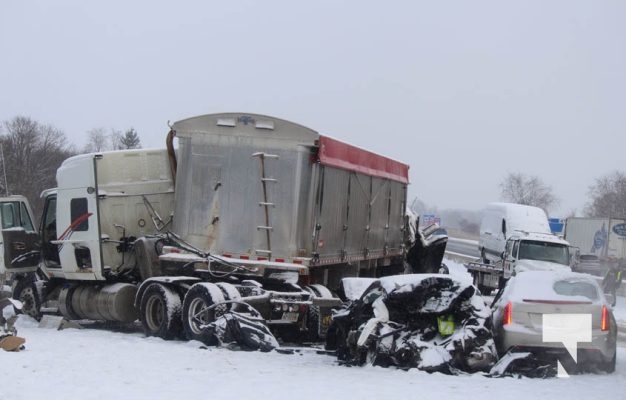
548, 218, 565, 235
422, 214, 441, 227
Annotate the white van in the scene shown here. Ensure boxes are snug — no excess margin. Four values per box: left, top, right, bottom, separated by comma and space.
478, 202, 552, 262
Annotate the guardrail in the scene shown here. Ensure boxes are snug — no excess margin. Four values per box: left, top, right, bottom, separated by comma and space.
444, 250, 476, 263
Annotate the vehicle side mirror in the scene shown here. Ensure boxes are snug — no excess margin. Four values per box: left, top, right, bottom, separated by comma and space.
501, 219, 507, 238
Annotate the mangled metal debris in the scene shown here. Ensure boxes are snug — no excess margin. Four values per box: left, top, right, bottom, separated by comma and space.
198, 302, 279, 352
326, 274, 498, 374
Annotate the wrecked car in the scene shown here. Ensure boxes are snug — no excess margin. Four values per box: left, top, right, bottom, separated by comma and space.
326, 274, 497, 374
404, 219, 449, 275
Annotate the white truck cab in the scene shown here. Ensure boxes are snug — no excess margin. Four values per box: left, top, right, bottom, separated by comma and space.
502, 232, 571, 279
0, 150, 175, 282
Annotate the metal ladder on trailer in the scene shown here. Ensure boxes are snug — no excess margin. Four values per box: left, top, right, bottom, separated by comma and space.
252, 152, 278, 259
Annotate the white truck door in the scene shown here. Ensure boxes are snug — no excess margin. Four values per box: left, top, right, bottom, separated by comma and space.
502, 239, 517, 279
56, 188, 103, 280
0, 196, 39, 274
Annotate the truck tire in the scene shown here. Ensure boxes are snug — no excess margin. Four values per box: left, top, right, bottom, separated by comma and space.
215, 282, 241, 311
139, 283, 182, 340
182, 283, 226, 345
13, 279, 42, 321
305, 284, 335, 342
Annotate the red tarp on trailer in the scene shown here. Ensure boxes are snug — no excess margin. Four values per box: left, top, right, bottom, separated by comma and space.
317, 136, 409, 184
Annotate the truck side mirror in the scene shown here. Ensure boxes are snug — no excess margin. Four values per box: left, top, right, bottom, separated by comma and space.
501, 219, 507, 238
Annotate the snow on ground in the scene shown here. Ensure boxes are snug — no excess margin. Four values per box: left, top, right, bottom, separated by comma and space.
0, 260, 624, 400
1, 316, 624, 400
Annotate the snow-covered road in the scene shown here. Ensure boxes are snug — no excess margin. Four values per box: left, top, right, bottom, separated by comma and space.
1, 258, 624, 400
2, 316, 625, 400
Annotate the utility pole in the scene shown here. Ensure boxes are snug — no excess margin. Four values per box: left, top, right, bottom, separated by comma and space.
0, 142, 8, 196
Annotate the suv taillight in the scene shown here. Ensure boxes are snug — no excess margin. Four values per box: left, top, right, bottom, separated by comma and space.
503, 302, 513, 326
601, 305, 609, 331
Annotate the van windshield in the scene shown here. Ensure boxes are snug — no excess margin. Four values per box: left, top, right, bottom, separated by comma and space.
518, 240, 570, 266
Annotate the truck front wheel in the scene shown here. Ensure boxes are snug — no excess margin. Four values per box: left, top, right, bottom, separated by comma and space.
182, 283, 226, 345
139, 283, 182, 340
13, 279, 41, 321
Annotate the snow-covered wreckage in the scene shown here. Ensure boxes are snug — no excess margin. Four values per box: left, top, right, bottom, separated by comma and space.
325, 274, 498, 374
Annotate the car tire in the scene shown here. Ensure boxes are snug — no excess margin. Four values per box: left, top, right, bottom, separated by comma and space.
139, 283, 182, 340
600, 353, 616, 373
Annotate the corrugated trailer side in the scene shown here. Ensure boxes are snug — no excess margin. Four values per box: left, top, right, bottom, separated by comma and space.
172, 113, 319, 262
170, 113, 408, 289
308, 136, 408, 288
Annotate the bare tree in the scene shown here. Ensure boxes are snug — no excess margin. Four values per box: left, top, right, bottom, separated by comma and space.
110, 129, 124, 150
499, 172, 559, 213
584, 171, 626, 218
85, 127, 140, 152
1, 116, 75, 216
83, 128, 110, 153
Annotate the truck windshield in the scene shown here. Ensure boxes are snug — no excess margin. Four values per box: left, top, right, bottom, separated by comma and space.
518, 240, 569, 266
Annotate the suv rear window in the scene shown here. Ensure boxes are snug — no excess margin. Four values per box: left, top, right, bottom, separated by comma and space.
553, 280, 598, 300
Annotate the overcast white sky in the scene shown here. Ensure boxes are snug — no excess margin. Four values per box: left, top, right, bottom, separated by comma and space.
1, 0, 624, 216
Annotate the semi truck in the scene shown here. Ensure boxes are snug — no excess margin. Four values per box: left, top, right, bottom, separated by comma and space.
564, 217, 626, 262
468, 203, 571, 294
0, 112, 410, 342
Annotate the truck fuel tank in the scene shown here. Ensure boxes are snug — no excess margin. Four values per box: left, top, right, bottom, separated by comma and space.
58, 283, 138, 322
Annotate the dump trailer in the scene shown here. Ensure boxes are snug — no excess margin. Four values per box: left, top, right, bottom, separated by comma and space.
0, 112, 409, 342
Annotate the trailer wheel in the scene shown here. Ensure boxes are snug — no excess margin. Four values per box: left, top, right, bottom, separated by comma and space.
182, 283, 226, 345
215, 282, 241, 311
139, 283, 182, 340
13, 278, 42, 321
305, 284, 335, 342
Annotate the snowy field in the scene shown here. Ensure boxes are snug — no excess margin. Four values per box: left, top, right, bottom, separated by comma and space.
1, 259, 625, 400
